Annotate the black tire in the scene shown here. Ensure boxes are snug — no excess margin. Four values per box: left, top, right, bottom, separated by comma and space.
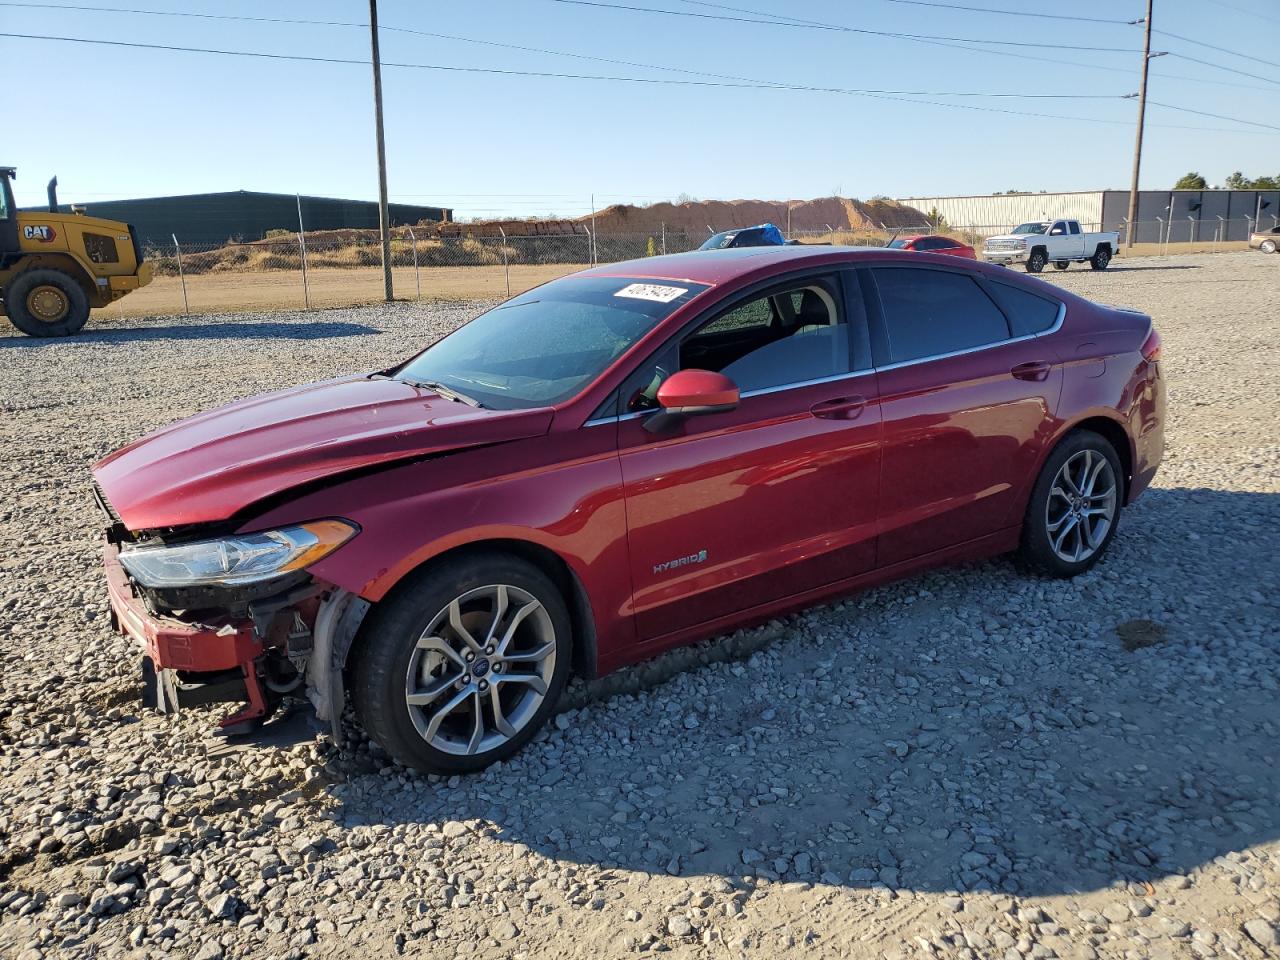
4, 269, 91, 337
1019, 431, 1124, 578
1090, 246, 1112, 271
1053, 260, 1069, 271
1025, 249, 1047, 273
351, 552, 573, 774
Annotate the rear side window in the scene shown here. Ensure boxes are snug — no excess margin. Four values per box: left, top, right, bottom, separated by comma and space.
1069, 222, 1081, 235
871, 268, 1011, 365
985, 280, 1061, 336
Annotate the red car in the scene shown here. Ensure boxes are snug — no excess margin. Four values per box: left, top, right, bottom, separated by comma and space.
94, 246, 1164, 773
887, 234, 977, 259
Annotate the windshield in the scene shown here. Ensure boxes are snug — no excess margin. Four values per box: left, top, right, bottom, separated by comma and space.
395, 276, 709, 410
887, 238, 910, 248
1011, 222, 1048, 235
700, 229, 748, 250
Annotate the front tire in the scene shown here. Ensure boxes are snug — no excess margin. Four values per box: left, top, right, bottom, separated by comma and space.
1261, 239, 1277, 254
5, 269, 91, 337
351, 553, 572, 774
1019, 432, 1123, 578
1025, 249, 1047, 273
1090, 247, 1112, 270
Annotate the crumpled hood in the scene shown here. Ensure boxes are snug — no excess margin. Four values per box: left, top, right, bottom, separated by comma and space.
93, 374, 553, 531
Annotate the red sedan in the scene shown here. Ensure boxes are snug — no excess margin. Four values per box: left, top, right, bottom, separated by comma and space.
94, 246, 1164, 773
887, 234, 977, 259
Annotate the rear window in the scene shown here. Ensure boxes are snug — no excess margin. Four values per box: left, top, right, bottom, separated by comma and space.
986, 280, 1062, 336
396, 276, 708, 410
872, 267, 1011, 364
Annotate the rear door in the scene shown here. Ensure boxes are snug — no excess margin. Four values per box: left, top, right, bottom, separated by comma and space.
615, 269, 882, 639
866, 264, 1063, 566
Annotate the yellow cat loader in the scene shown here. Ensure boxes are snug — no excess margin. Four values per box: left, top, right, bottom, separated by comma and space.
0, 167, 153, 337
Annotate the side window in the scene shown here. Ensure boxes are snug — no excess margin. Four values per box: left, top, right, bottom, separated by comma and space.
985, 280, 1062, 336
1049, 221, 1067, 236
690, 297, 774, 340
1068, 221, 1081, 235
871, 268, 1011, 365
620, 277, 849, 410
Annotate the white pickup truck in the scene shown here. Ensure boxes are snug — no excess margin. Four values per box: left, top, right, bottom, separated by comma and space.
982, 219, 1118, 273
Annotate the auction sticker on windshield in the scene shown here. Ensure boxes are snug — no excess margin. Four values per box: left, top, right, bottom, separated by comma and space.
614, 282, 689, 303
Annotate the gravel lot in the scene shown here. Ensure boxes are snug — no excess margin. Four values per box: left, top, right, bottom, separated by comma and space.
1, 252, 1277, 960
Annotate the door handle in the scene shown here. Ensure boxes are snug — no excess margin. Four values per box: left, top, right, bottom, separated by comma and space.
1011, 361, 1052, 382
810, 395, 867, 420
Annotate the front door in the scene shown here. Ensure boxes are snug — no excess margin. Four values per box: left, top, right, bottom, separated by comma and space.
616, 271, 883, 640
865, 264, 1062, 566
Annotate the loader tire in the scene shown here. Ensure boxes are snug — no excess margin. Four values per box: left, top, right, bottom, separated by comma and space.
5, 269, 91, 337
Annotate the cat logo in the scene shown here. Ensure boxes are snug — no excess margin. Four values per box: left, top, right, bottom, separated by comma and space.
653, 549, 708, 576
23, 225, 57, 243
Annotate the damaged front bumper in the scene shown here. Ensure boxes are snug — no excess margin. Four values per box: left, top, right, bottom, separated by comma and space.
103, 541, 368, 738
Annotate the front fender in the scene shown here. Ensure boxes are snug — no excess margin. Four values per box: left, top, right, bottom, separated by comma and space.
245, 425, 636, 662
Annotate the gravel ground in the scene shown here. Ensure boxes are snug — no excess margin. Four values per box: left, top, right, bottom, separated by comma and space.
1, 252, 1277, 960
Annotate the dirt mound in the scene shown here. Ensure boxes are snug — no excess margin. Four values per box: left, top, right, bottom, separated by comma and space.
585, 196, 927, 235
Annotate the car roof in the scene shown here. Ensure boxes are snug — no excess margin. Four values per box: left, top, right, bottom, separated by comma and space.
574, 245, 901, 286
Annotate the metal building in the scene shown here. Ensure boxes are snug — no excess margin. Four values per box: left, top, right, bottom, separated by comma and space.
24, 190, 452, 245
897, 190, 1279, 243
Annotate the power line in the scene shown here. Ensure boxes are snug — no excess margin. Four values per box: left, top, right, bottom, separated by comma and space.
1151, 28, 1280, 69
1165, 51, 1280, 87
1202, 0, 1280, 25
0, 1, 364, 26
537, 0, 1142, 52
0, 29, 1121, 99
809, 0, 1138, 24
13, 0, 1268, 95
1, 30, 1275, 136
1146, 99, 1280, 132
0, 2, 1135, 91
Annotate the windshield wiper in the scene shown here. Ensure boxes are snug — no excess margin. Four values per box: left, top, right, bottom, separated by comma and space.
405, 378, 483, 408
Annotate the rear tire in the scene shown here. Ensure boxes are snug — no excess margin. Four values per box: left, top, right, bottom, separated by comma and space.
1025, 249, 1047, 273
1053, 261, 1069, 271
1090, 247, 1112, 270
4, 269, 91, 337
1019, 431, 1123, 578
351, 552, 572, 774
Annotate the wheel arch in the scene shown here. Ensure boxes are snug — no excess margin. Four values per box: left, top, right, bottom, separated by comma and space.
344, 537, 599, 683
1054, 414, 1134, 501
1, 254, 97, 300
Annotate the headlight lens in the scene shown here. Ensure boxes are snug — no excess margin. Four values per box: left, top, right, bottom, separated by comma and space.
119, 520, 358, 588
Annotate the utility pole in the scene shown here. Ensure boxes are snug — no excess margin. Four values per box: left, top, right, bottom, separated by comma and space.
369, 0, 393, 300
1125, 0, 1155, 250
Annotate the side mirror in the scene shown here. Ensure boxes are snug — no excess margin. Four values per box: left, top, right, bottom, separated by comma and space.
643, 369, 739, 433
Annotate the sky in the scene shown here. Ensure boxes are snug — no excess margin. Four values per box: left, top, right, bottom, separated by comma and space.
2, 0, 1278, 219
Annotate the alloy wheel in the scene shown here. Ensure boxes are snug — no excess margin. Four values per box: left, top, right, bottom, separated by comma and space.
404, 584, 557, 756
1045, 449, 1117, 564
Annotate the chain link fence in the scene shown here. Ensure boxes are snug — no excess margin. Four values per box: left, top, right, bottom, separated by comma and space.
104, 215, 1271, 320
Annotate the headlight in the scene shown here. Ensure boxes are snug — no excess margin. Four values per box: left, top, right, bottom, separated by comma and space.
119, 520, 358, 588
